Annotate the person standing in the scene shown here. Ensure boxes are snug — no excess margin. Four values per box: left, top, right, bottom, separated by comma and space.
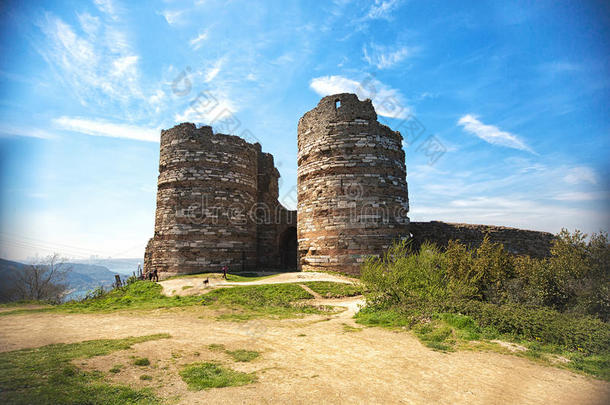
222, 265, 228, 280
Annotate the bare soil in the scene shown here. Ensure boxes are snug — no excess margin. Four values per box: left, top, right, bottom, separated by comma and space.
0, 274, 608, 404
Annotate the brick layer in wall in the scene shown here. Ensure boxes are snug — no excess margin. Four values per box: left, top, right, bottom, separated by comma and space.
146, 123, 259, 277
409, 221, 555, 258
297, 93, 410, 275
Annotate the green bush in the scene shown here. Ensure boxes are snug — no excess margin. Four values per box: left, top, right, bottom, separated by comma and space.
441, 300, 610, 354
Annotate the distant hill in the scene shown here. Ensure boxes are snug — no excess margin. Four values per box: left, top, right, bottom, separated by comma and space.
0, 258, 122, 302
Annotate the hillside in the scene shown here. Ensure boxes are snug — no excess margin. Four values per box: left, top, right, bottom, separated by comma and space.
0, 258, 119, 302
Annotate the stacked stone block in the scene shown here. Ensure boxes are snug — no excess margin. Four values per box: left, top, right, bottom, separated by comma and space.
145, 123, 295, 278
297, 93, 410, 274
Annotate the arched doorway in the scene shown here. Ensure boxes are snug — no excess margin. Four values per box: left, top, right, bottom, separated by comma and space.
279, 227, 297, 270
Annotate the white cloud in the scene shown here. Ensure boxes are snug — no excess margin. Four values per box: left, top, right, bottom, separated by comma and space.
457, 114, 534, 153
366, 0, 402, 20
174, 91, 236, 125
93, 0, 119, 20
0, 125, 58, 140
189, 31, 208, 50
554, 191, 607, 201
363, 43, 412, 69
54, 116, 160, 142
309, 75, 411, 118
564, 166, 598, 185
37, 12, 145, 111
160, 9, 186, 26
204, 59, 223, 82
77, 12, 100, 36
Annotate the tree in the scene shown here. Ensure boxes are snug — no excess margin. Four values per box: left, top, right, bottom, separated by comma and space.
13, 253, 72, 303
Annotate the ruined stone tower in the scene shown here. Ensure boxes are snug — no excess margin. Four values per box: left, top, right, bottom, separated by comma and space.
144, 123, 296, 278
297, 93, 410, 274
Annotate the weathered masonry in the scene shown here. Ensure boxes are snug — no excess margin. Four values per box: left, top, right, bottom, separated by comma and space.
144, 123, 296, 277
145, 93, 556, 278
296, 93, 410, 274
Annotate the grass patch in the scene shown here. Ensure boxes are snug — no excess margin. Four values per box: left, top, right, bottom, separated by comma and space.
179, 362, 256, 390
139, 375, 153, 381
1, 280, 335, 320
342, 323, 363, 333
0, 334, 169, 404
201, 283, 327, 319
133, 357, 150, 366
208, 344, 226, 352
181, 285, 193, 290
226, 349, 260, 362
303, 281, 362, 298
109, 364, 122, 373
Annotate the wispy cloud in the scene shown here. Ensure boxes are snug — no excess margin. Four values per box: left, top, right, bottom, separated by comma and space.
554, 191, 608, 201
189, 31, 208, 50
457, 114, 534, 153
309, 75, 411, 118
204, 58, 223, 82
363, 43, 413, 69
54, 116, 160, 142
93, 0, 120, 20
37, 12, 143, 110
174, 90, 236, 126
0, 125, 58, 140
365, 0, 403, 20
159, 9, 186, 26
564, 166, 597, 185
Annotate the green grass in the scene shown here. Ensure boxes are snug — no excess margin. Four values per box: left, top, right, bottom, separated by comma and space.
226, 349, 260, 362
179, 362, 257, 390
109, 364, 122, 374
139, 375, 153, 381
181, 285, 193, 290
208, 344, 226, 352
0, 334, 170, 404
133, 357, 150, 366
201, 283, 331, 320
1, 280, 351, 321
355, 306, 610, 379
302, 281, 362, 298
342, 323, 363, 333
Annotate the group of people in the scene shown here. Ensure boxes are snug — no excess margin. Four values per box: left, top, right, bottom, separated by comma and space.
136, 263, 158, 282
135, 264, 229, 282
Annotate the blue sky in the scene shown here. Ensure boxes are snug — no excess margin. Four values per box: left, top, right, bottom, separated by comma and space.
0, 0, 609, 261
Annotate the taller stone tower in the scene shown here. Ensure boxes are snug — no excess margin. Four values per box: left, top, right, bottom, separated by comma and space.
297, 93, 409, 274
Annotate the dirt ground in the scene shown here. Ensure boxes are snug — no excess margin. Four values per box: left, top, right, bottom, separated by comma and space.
1, 275, 609, 404
159, 271, 356, 297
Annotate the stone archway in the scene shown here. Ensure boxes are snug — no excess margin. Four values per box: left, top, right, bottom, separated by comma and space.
279, 226, 297, 270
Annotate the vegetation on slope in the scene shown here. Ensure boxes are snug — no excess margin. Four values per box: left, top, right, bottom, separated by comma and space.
0, 334, 170, 404
356, 230, 610, 379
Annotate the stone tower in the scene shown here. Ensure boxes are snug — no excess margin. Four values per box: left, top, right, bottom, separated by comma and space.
144, 123, 296, 278
297, 93, 410, 274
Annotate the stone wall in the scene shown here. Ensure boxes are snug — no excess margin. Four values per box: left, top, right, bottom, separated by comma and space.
145, 123, 296, 278
409, 221, 555, 258
297, 93, 410, 275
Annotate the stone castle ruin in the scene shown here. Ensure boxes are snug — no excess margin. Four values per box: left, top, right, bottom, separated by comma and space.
145, 93, 554, 278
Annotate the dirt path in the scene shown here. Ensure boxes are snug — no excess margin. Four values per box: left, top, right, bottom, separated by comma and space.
159, 271, 357, 297
1, 303, 608, 404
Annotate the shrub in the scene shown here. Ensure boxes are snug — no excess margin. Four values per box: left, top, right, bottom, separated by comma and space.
179, 362, 256, 390
133, 357, 150, 366
441, 299, 610, 354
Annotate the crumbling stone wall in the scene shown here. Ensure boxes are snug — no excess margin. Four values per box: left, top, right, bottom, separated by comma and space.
297, 93, 410, 275
145, 123, 295, 278
409, 221, 555, 258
